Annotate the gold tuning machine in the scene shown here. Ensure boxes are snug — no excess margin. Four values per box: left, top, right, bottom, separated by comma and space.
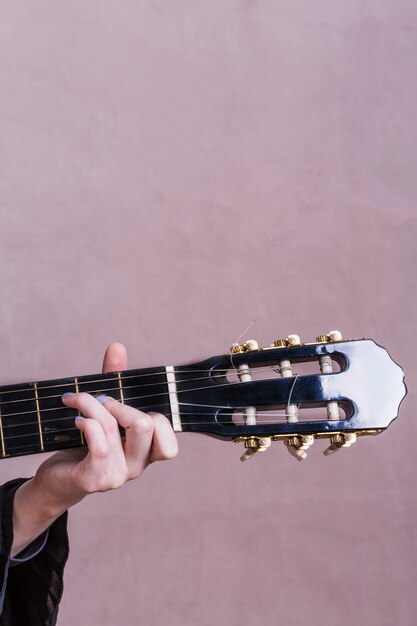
237, 436, 272, 462
323, 432, 357, 456
272, 334, 301, 348
234, 431, 360, 462
231, 339, 259, 354
284, 435, 314, 461
316, 330, 343, 343
287, 334, 301, 346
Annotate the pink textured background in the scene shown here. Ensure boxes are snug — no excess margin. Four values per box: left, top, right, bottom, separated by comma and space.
0, 2, 416, 625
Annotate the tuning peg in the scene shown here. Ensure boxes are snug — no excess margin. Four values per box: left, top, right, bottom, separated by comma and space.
239, 436, 272, 462
323, 432, 357, 456
231, 339, 259, 354
284, 444, 308, 461
240, 448, 258, 461
272, 334, 301, 347
316, 330, 343, 343
287, 334, 301, 346
284, 435, 314, 461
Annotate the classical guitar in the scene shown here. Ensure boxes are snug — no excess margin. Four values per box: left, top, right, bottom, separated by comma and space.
0, 331, 406, 462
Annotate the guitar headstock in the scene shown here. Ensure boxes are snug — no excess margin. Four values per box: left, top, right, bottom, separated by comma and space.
175, 331, 406, 462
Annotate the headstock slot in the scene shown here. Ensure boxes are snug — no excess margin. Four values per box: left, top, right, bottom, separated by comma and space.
224, 356, 343, 384
224, 403, 351, 427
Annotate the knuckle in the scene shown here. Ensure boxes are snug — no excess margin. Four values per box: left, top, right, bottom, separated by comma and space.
102, 416, 119, 435
132, 414, 154, 435
93, 445, 109, 460
154, 411, 168, 421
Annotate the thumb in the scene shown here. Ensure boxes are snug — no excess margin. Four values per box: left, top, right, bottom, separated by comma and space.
102, 342, 128, 373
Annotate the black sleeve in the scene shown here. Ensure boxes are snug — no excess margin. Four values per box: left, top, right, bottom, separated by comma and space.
0, 478, 69, 626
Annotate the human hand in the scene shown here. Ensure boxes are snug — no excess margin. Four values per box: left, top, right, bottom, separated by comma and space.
12, 343, 178, 555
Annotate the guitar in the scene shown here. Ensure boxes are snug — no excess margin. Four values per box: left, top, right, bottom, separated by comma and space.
0, 331, 406, 462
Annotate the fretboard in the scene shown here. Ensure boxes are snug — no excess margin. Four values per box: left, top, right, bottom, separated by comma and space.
0, 366, 174, 459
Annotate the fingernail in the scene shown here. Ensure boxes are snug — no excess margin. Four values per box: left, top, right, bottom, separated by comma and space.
96, 394, 110, 404
148, 411, 157, 416
75, 415, 85, 423
62, 392, 74, 399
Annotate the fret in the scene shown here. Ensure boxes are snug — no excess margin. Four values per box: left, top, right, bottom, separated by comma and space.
117, 372, 125, 404
0, 384, 44, 457
120, 367, 169, 416
37, 377, 81, 452
33, 383, 45, 452
0, 407, 6, 457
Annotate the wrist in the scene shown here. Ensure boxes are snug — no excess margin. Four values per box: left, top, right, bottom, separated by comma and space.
32, 471, 86, 519
14, 478, 61, 527
15, 475, 83, 526
12, 477, 74, 557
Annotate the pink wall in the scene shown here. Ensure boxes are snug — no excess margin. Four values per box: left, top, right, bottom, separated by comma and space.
0, 2, 416, 625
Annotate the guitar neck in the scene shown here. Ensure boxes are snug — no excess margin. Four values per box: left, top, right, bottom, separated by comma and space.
0, 366, 179, 459
0, 338, 407, 462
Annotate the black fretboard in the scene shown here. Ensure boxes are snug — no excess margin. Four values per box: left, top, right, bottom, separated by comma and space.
0, 367, 171, 458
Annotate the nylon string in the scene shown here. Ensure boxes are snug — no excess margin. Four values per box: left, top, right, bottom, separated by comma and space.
0, 364, 315, 412
0, 365, 283, 398
0, 363, 331, 452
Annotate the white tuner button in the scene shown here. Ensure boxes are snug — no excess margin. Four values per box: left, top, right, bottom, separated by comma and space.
287, 334, 301, 346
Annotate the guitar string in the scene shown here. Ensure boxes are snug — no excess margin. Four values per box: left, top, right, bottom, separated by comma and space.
0, 363, 328, 409
0, 368, 311, 422
2, 396, 336, 453
3, 402, 300, 433
3, 411, 299, 439
0, 347, 334, 397
229, 320, 256, 374
2, 407, 302, 434
4, 410, 323, 453
0, 372, 225, 406
0, 367, 253, 396
2, 399, 338, 448
0, 362, 337, 451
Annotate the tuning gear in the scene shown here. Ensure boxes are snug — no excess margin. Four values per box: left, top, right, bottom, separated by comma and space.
323, 432, 357, 456
239, 436, 272, 462
231, 339, 259, 353
284, 435, 314, 461
316, 330, 343, 343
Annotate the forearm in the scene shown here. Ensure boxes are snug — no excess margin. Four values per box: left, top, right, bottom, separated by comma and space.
11, 476, 82, 557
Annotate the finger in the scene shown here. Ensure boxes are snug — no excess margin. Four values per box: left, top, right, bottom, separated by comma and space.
149, 412, 179, 462
62, 393, 123, 448
74, 417, 109, 492
102, 342, 128, 373
98, 397, 155, 477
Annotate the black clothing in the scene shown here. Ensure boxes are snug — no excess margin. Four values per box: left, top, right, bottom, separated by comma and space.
0, 479, 69, 626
